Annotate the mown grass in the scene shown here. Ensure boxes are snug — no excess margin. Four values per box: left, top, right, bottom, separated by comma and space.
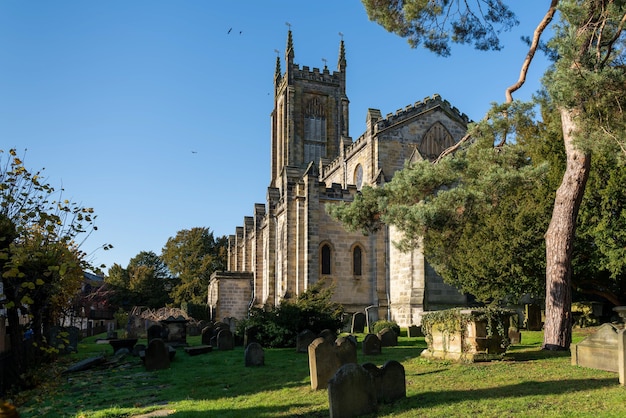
11, 327, 626, 418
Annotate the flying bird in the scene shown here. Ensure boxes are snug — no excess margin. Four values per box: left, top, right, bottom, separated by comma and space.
227, 28, 232, 34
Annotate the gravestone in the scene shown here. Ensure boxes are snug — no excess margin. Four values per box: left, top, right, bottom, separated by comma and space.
328, 363, 377, 418
378, 328, 398, 347
160, 316, 189, 347
308, 337, 341, 390
201, 325, 214, 346
351, 312, 366, 334
144, 338, 170, 371
362, 333, 381, 355
335, 336, 357, 365
407, 325, 423, 338
296, 329, 317, 353
187, 323, 201, 337
362, 360, 406, 403
217, 329, 234, 350
508, 328, 522, 345
245, 342, 265, 367
184, 345, 213, 356
319, 329, 337, 344
222, 317, 237, 333
147, 324, 165, 343
525, 303, 543, 331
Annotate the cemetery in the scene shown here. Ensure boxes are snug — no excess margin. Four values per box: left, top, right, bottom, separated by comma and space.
3, 312, 626, 417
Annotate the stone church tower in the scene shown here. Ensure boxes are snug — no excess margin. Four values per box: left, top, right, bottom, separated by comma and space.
208, 31, 469, 327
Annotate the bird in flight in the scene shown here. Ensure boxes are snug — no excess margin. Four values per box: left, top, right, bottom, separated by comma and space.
227, 28, 232, 34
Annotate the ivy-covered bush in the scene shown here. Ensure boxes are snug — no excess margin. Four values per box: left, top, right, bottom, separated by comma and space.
236, 279, 345, 348
372, 320, 400, 336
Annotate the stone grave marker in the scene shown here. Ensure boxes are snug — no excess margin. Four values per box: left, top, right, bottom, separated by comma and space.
245, 342, 265, 367
362, 333, 381, 355
147, 324, 164, 343
319, 328, 337, 344
144, 338, 170, 371
378, 328, 398, 347
335, 336, 357, 365
201, 325, 213, 345
328, 363, 377, 418
351, 312, 366, 334
361, 361, 406, 403
308, 337, 341, 390
217, 328, 234, 350
297, 329, 317, 353
407, 325, 423, 338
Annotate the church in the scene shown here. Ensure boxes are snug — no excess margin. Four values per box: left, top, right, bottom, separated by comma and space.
208, 31, 469, 328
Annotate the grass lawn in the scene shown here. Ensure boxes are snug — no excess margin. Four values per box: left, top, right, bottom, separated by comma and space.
10, 327, 626, 418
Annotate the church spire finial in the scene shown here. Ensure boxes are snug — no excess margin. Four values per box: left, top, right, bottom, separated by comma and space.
274, 49, 281, 83
338, 32, 346, 71
285, 23, 294, 64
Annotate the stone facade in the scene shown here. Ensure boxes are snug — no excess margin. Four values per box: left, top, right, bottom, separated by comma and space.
208, 31, 468, 327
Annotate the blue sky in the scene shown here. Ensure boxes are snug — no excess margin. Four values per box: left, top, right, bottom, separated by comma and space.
0, 1, 553, 272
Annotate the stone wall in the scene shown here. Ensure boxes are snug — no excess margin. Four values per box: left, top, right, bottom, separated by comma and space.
207, 272, 253, 321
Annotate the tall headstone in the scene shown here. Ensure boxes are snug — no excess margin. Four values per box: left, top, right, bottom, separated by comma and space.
245, 342, 265, 367
319, 329, 337, 344
328, 363, 377, 418
308, 337, 341, 390
144, 338, 170, 371
351, 312, 366, 334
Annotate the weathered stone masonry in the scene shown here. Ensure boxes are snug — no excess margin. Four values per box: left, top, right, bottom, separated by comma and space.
208, 31, 468, 327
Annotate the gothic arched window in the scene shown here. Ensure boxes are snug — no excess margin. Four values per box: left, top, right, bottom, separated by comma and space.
419, 122, 455, 160
353, 245, 363, 276
304, 97, 327, 163
321, 243, 332, 275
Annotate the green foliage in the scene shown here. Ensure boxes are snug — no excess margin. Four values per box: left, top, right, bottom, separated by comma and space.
361, 0, 518, 56
0, 148, 106, 387
160, 227, 227, 305
236, 279, 345, 348
421, 307, 513, 351
372, 320, 400, 335
113, 308, 128, 330
181, 302, 209, 321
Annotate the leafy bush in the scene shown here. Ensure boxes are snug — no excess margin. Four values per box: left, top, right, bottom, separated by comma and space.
236, 279, 345, 348
372, 320, 400, 335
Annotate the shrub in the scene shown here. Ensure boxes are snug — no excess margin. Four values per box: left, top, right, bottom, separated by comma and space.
372, 320, 400, 335
236, 279, 345, 348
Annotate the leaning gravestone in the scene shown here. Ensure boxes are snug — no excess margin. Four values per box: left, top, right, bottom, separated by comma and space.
144, 338, 170, 371
216, 329, 234, 351
328, 363, 377, 418
362, 333, 381, 355
351, 312, 366, 334
245, 342, 265, 367
378, 328, 398, 347
296, 329, 317, 353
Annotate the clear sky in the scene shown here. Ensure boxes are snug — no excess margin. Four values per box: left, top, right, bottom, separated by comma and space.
0, 1, 553, 273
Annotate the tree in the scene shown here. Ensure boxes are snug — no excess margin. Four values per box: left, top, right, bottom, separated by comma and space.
160, 227, 227, 305
127, 251, 175, 308
0, 149, 105, 381
357, 0, 626, 349
104, 252, 176, 309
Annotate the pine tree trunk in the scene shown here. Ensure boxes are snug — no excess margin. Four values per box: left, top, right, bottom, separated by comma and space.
543, 107, 590, 350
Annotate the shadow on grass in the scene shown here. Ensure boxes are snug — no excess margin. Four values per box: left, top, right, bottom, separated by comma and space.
401, 377, 616, 411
